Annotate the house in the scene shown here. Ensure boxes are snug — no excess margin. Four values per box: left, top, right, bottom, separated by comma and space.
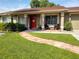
0, 6, 79, 31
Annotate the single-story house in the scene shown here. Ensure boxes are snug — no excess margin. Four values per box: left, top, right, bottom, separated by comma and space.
0, 6, 79, 31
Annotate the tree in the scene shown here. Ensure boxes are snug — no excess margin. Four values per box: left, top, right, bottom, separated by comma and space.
40, 0, 49, 7
30, 0, 57, 8
47, 2, 56, 7
30, 0, 40, 8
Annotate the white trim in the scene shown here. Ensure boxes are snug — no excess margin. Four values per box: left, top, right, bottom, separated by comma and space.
41, 14, 45, 29
70, 13, 79, 14
45, 14, 59, 25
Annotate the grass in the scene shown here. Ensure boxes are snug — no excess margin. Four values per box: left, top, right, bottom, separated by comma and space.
0, 32, 79, 59
30, 32, 79, 46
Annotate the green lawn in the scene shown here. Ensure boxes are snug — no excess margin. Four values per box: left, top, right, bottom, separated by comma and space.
0, 32, 79, 59
30, 33, 79, 46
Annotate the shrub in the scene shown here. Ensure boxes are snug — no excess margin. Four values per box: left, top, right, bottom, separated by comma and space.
4, 23, 27, 32
44, 24, 50, 30
16, 23, 27, 31
0, 23, 5, 31
64, 21, 72, 31
37, 25, 42, 30
54, 24, 60, 30
4, 23, 16, 31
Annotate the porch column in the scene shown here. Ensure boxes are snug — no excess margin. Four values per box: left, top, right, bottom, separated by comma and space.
8, 15, 11, 23
41, 14, 45, 30
16, 15, 19, 23
11, 16, 13, 23
57, 14, 60, 24
69, 14, 71, 22
0, 16, 3, 23
24, 14, 28, 29
60, 12, 64, 31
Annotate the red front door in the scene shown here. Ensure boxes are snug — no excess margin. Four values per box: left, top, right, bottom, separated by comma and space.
30, 16, 36, 29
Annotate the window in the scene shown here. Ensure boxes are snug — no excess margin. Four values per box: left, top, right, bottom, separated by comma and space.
45, 15, 57, 25
3, 17, 7, 23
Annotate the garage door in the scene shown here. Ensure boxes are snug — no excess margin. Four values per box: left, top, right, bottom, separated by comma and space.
71, 14, 79, 30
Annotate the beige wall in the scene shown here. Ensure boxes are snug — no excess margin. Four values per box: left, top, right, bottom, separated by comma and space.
63, 13, 79, 30
71, 14, 79, 30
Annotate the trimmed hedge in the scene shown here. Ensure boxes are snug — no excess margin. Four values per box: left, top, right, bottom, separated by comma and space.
16, 23, 27, 31
64, 21, 72, 31
1, 23, 27, 32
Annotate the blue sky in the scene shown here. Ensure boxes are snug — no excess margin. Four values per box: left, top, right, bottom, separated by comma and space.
0, 0, 79, 12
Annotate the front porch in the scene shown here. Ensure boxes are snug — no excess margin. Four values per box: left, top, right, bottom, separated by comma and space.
0, 12, 65, 31
26, 12, 64, 31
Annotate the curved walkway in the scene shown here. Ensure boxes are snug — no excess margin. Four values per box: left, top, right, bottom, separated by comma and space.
19, 32, 79, 54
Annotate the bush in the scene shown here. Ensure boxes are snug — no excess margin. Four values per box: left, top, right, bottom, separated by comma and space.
44, 24, 50, 30
4, 23, 27, 32
0, 23, 5, 31
64, 21, 72, 31
16, 23, 27, 31
5, 23, 16, 31
37, 25, 42, 30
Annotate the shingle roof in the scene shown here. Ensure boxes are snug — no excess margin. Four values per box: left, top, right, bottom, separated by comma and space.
1, 6, 79, 15
15, 6, 65, 12
68, 7, 79, 12
0, 6, 67, 15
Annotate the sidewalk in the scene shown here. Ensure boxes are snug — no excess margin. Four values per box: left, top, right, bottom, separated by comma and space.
26, 30, 79, 40
19, 32, 79, 54
72, 32, 79, 40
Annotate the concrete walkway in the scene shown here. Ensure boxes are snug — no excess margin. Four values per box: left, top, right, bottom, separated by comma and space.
19, 32, 79, 54
0, 32, 4, 36
37, 31, 79, 40
72, 32, 79, 40
26, 30, 79, 40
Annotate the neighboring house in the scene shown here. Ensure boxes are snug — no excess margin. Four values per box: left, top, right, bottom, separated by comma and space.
0, 6, 79, 31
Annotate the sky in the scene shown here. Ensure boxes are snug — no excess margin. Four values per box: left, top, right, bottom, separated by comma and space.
0, 0, 79, 12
